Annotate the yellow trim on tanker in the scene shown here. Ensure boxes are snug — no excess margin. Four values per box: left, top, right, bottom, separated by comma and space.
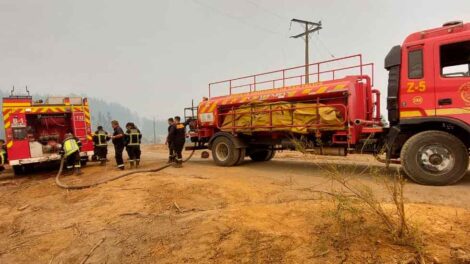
3, 102, 31, 107
208, 103, 218, 112
400, 110, 423, 118
435, 107, 470, 115
401, 107, 470, 118
315, 86, 329, 94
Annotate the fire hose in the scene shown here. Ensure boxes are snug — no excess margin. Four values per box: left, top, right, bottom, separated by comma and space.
55, 145, 197, 190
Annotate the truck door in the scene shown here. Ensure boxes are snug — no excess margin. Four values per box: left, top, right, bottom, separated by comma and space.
8, 112, 30, 161
72, 111, 87, 142
400, 44, 436, 119
434, 39, 470, 123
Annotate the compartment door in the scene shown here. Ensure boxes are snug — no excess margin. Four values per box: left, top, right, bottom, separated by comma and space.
71, 111, 87, 142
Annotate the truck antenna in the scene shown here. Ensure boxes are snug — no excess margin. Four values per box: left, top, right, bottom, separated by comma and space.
290, 18, 322, 84
26, 85, 30, 96
10, 85, 15, 96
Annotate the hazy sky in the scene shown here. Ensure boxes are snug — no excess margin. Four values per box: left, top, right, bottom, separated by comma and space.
1, 0, 469, 118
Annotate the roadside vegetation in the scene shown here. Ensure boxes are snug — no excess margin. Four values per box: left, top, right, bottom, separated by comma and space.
292, 138, 431, 263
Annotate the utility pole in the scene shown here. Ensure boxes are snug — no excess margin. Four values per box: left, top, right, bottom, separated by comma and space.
290, 19, 322, 84
153, 117, 157, 144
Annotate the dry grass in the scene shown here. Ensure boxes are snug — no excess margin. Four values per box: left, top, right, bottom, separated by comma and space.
291, 138, 428, 263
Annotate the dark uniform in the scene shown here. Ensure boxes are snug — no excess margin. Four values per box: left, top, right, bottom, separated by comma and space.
168, 122, 186, 167
62, 134, 82, 175
113, 125, 125, 169
125, 127, 142, 168
93, 128, 109, 165
167, 123, 175, 163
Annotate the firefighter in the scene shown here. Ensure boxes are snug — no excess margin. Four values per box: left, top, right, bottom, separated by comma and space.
125, 122, 142, 169
133, 123, 142, 166
93, 126, 110, 165
0, 139, 7, 173
168, 116, 186, 168
110, 120, 125, 170
165, 117, 175, 163
61, 133, 82, 175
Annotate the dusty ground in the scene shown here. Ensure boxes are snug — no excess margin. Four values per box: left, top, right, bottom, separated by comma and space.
0, 145, 470, 263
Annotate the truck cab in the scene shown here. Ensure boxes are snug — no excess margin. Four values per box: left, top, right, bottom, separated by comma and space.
385, 21, 470, 185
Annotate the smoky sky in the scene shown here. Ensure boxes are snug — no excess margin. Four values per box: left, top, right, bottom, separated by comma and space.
0, 0, 469, 118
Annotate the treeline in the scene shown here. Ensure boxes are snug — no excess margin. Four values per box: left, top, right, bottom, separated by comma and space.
0, 90, 169, 143
87, 97, 169, 143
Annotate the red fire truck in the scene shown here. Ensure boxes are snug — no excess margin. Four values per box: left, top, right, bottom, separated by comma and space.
2, 91, 94, 173
185, 21, 470, 186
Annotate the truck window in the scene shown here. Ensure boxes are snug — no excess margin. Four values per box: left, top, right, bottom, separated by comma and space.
440, 40, 470, 78
408, 49, 423, 79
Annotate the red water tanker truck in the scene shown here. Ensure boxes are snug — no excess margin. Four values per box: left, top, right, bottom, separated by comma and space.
185, 21, 470, 186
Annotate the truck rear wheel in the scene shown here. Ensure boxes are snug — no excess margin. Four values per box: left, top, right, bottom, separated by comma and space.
236, 148, 246, 165
249, 149, 275, 162
400, 130, 468, 186
211, 136, 242, 167
13, 165, 25, 175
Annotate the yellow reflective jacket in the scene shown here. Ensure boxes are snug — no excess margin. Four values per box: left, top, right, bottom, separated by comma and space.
63, 138, 80, 157
0, 149, 5, 165
93, 130, 108, 147
125, 128, 142, 146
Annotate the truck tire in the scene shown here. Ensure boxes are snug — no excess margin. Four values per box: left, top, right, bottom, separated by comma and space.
266, 150, 276, 161
236, 148, 246, 165
211, 136, 241, 167
400, 130, 468, 186
249, 149, 274, 162
13, 165, 25, 175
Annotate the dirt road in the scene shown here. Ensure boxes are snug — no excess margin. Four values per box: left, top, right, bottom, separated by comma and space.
1, 145, 469, 263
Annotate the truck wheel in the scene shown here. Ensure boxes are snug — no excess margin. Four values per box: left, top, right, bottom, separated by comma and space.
266, 150, 276, 161
13, 165, 27, 175
236, 148, 246, 165
400, 130, 468, 186
249, 149, 274, 162
211, 137, 241, 166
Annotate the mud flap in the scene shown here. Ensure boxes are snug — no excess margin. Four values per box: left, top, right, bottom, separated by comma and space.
384, 126, 401, 168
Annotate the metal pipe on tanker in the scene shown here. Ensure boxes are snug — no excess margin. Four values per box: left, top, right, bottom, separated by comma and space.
317, 147, 347, 156
354, 119, 382, 126
303, 147, 347, 156
280, 140, 346, 156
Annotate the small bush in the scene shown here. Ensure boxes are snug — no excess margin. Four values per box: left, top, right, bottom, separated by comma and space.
292, 138, 427, 262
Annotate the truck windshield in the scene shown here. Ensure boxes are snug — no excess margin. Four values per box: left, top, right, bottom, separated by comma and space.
441, 40, 470, 77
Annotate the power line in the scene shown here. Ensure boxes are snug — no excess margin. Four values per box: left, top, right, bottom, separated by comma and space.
192, 0, 280, 35
242, 0, 287, 21
153, 116, 157, 144
315, 33, 336, 58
